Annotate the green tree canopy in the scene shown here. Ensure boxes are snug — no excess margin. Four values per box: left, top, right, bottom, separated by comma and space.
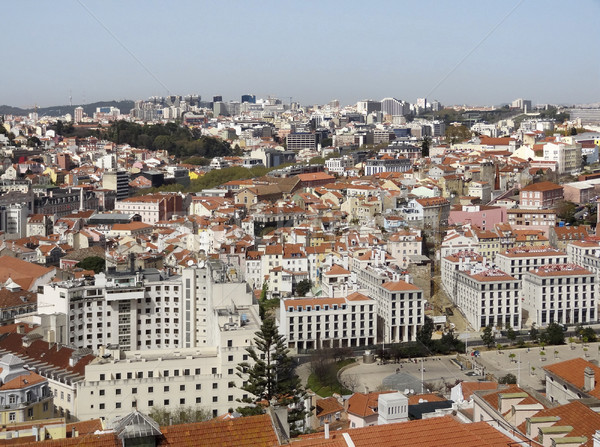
445, 125, 471, 144
148, 406, 211, 426
541, 322, 565, 345
505, 324, 517, 344
295, 279, 312, 297
236, 317, 307, 436
498, 373, 517, 384
481, 326, 496, 349
416, 316, 434, 348
76, 256, 105, 273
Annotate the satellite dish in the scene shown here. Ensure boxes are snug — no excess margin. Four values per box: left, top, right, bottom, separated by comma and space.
198, 261, 205, 269
187, 260, 194, 266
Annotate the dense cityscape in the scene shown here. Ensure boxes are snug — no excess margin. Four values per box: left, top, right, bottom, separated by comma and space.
0, 93, 599, 445
2, 0, 600, 444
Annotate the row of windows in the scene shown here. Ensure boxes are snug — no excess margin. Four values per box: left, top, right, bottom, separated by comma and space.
98, 367, 219, 381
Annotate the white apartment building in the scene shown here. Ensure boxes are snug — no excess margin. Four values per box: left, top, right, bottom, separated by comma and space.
441, 250, 485, 300
440, 230, 479, 259
76, 311, 261, 421
37, 260, 256, 353
522, 264, 596, 327
495, 246, 568, 281
454, 269, 521, 330
356, 265, 424, 342
321, 264, 352, 298
567, 241, 600, 280
543, 141, 582, 175
279, 292, 376, 352
326, 156, 355, 175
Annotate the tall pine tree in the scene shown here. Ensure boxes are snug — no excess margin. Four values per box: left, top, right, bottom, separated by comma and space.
236, 317, 308, 436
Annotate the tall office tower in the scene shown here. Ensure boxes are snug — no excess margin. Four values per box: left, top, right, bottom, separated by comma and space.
74, 106, 84, 123
213, 95, 223, 103
241, 94, 256, 104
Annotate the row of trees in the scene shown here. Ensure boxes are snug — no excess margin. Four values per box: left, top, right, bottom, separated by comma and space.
136, 165, 272, 196
479, 322, 595, 349
100, 121, 233, 158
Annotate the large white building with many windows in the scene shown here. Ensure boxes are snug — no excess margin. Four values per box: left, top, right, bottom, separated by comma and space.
495, 246, 568, 281
37, 260, 257, 353
454, 268, 521, 330
356, 264, 424, 343
279, 292, 376, 353
522, 264, 596, 327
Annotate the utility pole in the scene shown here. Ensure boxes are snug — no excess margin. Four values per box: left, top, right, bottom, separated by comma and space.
421, 358, 424, 393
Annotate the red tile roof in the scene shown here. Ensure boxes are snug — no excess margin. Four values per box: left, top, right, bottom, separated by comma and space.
158, 414, 278, 446
518, 401, 600, 446
291, 415, 517, 447
316, 397, 344, 417
459, 381, 498, 401
324, 265, 350, 276
0, 256, 54, 291
346, 391, 395, 417
544, 357, 600, 399
520, 181, 563, 192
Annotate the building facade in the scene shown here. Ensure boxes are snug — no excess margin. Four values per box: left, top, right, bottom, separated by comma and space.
522, 264, 595, 327
279, 293, 376, 352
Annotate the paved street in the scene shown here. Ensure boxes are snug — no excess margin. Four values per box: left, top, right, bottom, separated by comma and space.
334, 341, 600, 396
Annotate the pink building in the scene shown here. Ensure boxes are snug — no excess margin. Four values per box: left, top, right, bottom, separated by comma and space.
448, 204, 506, 231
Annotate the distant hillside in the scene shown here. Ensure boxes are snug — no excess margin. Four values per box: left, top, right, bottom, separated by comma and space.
0, 100, 135, 118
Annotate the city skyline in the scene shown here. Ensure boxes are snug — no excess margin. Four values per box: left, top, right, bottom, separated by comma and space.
2, 0, 599, 108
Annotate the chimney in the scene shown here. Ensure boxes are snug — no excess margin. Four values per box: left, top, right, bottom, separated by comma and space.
585, 367, 595, 391
324, 421, 330, 439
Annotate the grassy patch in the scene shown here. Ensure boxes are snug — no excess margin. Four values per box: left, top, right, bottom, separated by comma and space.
306, 359, 355, 397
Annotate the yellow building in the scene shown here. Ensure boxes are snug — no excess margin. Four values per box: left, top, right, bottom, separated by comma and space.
0, 354, 53, 425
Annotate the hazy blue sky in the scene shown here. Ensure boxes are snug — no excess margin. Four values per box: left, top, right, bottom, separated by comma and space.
3, 0, 599, 108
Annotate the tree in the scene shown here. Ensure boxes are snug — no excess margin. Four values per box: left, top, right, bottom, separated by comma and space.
416, 316, 434, 348
236, 317, 307, 436
295, 279, 312, 297
421, 136, 431, 157
580, 327, 597, 343
148, 406, 211, 426
321, 137, 333, 148
555, 200, 579, 226
506, 324, 517, 344
27, 136, 41, 147
481, 326, 496, 349
543, 322, 565, 345
530, 325, 539, 343
445, 125, 471, 144
309, 156, 325, 165
498, 373, 517, 384
76, 256, 105, 273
